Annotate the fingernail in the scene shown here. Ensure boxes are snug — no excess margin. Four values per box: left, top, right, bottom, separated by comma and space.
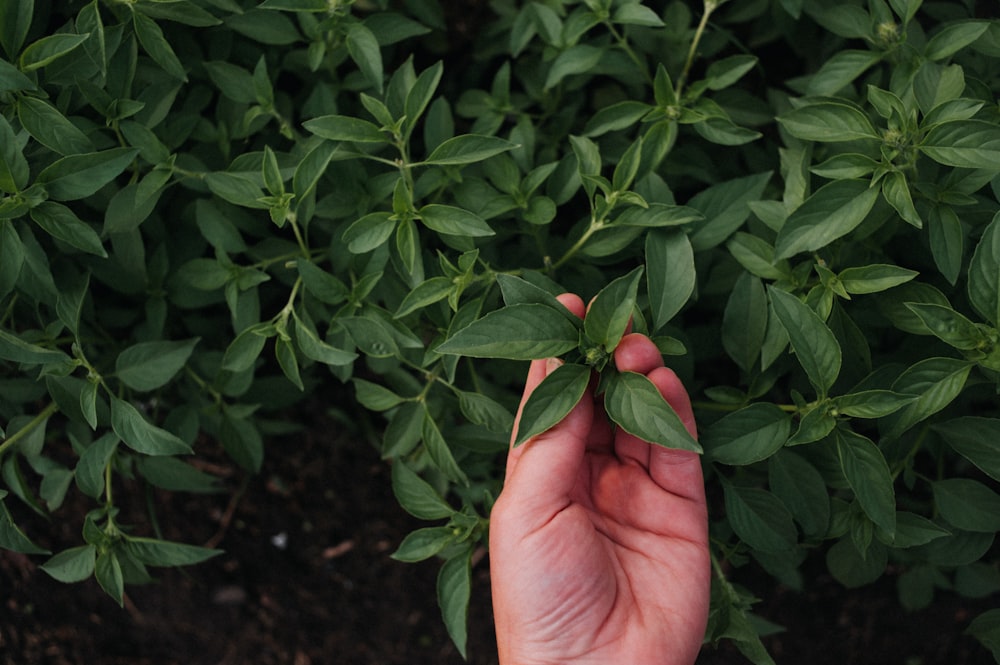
545, 357, 563, 373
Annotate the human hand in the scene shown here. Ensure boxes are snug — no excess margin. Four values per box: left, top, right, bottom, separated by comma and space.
489, 293, 710, 665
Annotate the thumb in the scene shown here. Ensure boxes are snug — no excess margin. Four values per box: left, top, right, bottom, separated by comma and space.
501, 371, 594, 522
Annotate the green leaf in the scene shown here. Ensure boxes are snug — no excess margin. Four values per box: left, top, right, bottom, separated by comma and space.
75, 433, 119, 499
220, 412, 263, 473
838, 264, 918, 294
617, 204, 702, 228
437, 548, 472, 659
391, 526, 456, 562
303, 115, 387, 143
811, 152, 879, 179
29, 202, 107, 257
928, 205, 963, 286
584, 100, 651, 137
727, 233, 788, 280
933, 417, 1000, 482
805, 50, 882, 96
259, 0, 329, 9
693, 116, 762, 146
768, 451, 830, 538
395, 276, 455, 317
924, 21, 990, 61
19, 32, 90, 71
934, 479, 1000, 532
0, 328, 71, 366
967, 212, 1000, 326
689, 172, 771, 251
0, 114, 28, 193
292, 141, 338, 204
612, 2, 664, 26
768, 287, 842, 396
892, 512, 950, 548
458, 391, 514, 434
343, 212, 396, 253
222, 323, 272, 372
882, 357, 974, 439
17, 96, 93, 155
0, 499, 49, 555
132, 10, 187, 80
645, 229, 695, 331
514, 362, 591, 446
275, 336, 303, 390
422, 135, 517, 166
966, 610, 1000, 661
95, 550, 124, 606
826, 537, 887, 588
261, 145, 284, 197
776, 179, 879, 259
603, 371, 701, 452
136, 456, 222, 494
36, 148, 139, 201
345, 21, 383, 93
722, 272, 768, 373
0, 0, 33, 56
584, 266, 643, 352
779, 102, 879, 142
418, 204, 495, 237
904, 303, 989, 350
354, 378, 405, 411
704, 55, 758, 90
723, 482, 798, 552
704, 403, 790, 466
833, 390, 914, 418
404, 61, 443, 138
422, 409, 468, 485
125, 537, 222, 566
836, 428, 896, 537
115, 338, 199, 391
920, 121, 1000, 170
495, 273, 582, 326
437, 303, 580, 360
391, 460, 454, 520
292, 312, 357, 366
226, 8, 301, 45
881, 171, 921, 228
137, 1, 221, 27
297, 260, 349, 305
545, 44, 604, 90
41, 545, 97, 583
0, 56, 35, 93
110, 397, 193, 456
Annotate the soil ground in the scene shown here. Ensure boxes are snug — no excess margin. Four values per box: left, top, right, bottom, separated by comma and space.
1, 406, 996, 665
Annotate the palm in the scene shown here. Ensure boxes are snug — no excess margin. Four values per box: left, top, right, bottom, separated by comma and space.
490, 323, 710, 665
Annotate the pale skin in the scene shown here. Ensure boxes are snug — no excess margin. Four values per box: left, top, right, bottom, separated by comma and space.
489, 293, 710, 665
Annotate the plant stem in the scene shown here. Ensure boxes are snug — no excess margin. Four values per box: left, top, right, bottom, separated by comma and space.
548, 216, 603, 273
0, 402, 59, 458
675, 0, 718, 100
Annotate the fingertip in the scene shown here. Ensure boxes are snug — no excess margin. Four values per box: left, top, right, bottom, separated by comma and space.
556, 292, 586, 319
614, 333, 664, 375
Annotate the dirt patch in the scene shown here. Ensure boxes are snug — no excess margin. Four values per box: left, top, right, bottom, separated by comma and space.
1, 407, 996, 665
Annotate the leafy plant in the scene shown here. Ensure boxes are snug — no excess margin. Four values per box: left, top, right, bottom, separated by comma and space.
2, 0, 1000, 662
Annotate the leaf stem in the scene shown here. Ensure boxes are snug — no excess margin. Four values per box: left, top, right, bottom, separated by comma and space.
0, 402, 59, 458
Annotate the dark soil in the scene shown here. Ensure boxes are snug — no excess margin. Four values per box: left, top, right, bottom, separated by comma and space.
1, 407, 996, 665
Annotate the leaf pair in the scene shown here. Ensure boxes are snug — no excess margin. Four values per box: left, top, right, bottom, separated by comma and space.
439, 270, 700, 453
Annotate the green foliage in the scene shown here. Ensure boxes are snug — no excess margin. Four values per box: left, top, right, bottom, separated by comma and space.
1, 0, 1000, 661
